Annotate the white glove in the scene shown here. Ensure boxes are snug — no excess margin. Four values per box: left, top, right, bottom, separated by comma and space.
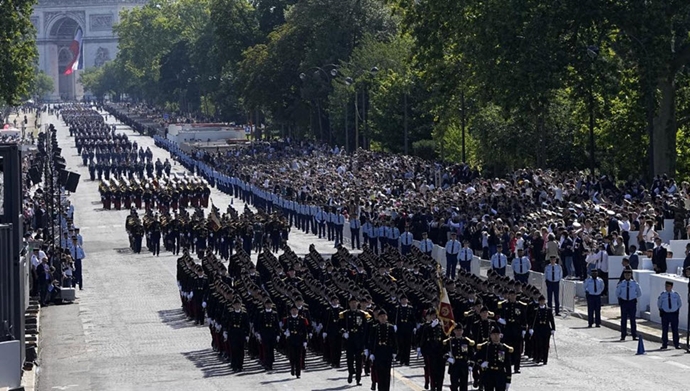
323, 332, 328, 339
223, 331, 228, 341
551, 330, 555, 336
343, 332, 349, 339
303, 342, 307, 348
189, 291, 193, 298
506, 384, 510, 391
498, 318, 507, 325
255, 332, 261, 342
276, 335, 280, 343
308, 333, 313, 339
529, 329, 534, 336
416, 347, 422, 357
393, 325, 398, 332
364, 349, 369, 358
481, 361, 489, 369
413, 327, 417, 334
370, 354, 375, 362
202, 301, 207, 308
522, 330, 526, 338
284, 330, 290, 337
392, 354, 397, 361
279, 321, 284, 328
245, 336, 249, 343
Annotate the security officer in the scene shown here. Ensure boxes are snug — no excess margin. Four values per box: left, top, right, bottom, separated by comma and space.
615, 268, 642, 341
476, 327, 513, 391
497, 289, 526, 373
283, 303, 309, 378
366, 309, 397, 391
458, 240, 474, 273
445, 232, 461, 279
657, 280, 682, 349
511, 248, 531, 283
418, 231, 434, 257
491, 244, 508, 276
544, 255, 563, 316
400, 226, 414, 255
394, 293, 416, 366
584, 269, 605, 327
445, 323, 475, 391
340, 296, 370, 385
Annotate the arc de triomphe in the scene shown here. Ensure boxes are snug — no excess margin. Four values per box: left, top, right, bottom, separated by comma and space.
32, 0, 147, 101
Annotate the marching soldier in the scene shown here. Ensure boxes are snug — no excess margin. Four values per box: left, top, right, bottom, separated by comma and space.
498, 290, 527, 373
283, 303, 309, 378
255, 299, 281, 371
366, 309, 397, 391
418, 308, 446, 391
445, 322, 475, 391
528, 295, 555, 365
394, 293, 416, 366
227, 298, 250, 372
340, 296, 370, 385
476, 327, 513, 391
324, 295, 343, 368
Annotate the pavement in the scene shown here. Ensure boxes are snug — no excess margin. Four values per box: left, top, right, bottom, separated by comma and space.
30, 110, 690, 391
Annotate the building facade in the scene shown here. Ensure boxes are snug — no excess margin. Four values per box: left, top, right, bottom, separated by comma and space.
32, 0, 147, 101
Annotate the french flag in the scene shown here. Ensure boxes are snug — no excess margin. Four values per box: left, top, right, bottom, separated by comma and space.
63, 28, 83, 75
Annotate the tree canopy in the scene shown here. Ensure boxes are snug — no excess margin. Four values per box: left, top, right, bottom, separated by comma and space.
87, 0, 690, 179
1, 0, 38, 106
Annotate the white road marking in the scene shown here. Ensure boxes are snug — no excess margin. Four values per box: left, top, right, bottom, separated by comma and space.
667, 361, 690, 369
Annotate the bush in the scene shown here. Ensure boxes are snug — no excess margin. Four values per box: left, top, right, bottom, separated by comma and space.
412, 139, 437, 160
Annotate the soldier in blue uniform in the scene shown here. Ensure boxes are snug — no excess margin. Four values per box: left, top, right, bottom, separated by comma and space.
657, 281, 683, 349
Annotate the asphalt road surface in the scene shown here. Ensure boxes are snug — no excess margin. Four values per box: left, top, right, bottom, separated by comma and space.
36, 111, 690, 391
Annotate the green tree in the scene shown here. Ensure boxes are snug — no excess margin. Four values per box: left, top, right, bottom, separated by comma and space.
29, 70, 55, 100
0, 0, 37, 105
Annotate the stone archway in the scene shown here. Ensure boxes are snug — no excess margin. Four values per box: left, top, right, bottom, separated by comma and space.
48, 17, 81, 100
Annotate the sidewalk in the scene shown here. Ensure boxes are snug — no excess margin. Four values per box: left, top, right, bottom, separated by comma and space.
6, 110, 42, 138
572, 298, 690, 349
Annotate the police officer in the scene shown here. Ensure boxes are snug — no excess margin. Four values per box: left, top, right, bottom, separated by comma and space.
400, 226, 414, 255
458, 240, 474, 273
350, 216, 362, 250
615, 268, 642, 341
584, 269, 605, 327
418, 232, 434, 257
544, 255, 563, 316
491, 244, 508, 276
657, 281, 682, 349
511, 248, 531, 283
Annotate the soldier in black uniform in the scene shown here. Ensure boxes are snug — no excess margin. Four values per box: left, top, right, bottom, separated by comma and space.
150, 216, 162, 256
255, 299, 280, 370
324, 295, 343, 368
394, 293, 416, 365
476, 327, 513, 391
282, 303, 309, 378
227, 298, 250, 372
445, 322, 475, 391
498, 289, 527, 373
340, 296, 370, 385
529, 295, 555, 365
419, 308, 446, 391
366, 309, 397, 391
88, 160, 96, 181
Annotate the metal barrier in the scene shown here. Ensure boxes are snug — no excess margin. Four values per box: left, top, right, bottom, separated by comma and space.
560, 279, 578, 316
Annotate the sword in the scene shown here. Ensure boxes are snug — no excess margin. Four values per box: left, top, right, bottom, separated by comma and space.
551, 333, 559, 359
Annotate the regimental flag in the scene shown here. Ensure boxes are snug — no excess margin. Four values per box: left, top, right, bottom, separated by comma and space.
208, 203, 221, 232
64, 28, 83, 75
438, 284, 456, 336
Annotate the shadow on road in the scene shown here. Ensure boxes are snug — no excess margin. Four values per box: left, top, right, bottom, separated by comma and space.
158, 308, 200, 329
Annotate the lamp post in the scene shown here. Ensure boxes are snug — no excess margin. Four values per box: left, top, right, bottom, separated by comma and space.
587, 45, 599, 176
300, 65, 338, 144
345, 66, 378, 150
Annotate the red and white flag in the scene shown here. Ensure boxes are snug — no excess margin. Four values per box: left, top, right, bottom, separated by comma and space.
438, 286, 456, 336
64, 28, 83, 75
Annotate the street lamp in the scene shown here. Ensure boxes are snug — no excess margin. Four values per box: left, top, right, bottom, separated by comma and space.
344, 66, 379, 150
587, 45, 599, 176
299, 64, 339, 143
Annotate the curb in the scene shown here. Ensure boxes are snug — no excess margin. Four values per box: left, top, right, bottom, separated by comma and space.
571, 310, 667, 345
